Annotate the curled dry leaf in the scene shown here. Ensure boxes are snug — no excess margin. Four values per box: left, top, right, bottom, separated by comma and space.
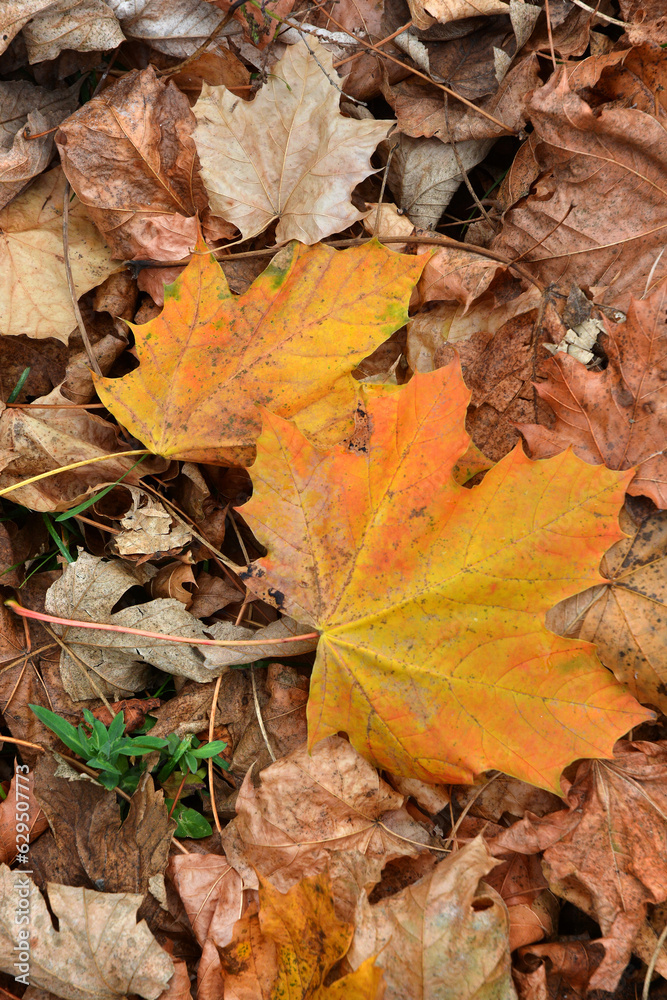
519, 289, 667, 508
113, 489, 193, 557
0, 0, 56, 56
95, 238, 426, 465
56, 66, 235, 262
21, 0, 125, 64
487, 741, 667, 992
219, 872, 383, 1000
0, 865, 173, 1000
221, 736, 434, 921
242, 362, 647, 790
202, 617, 318, 671
0, 768, 49, 864
347, 836, 514, 1000
547, 506, 667, 712
194, 39, 393, 243
493, 67, 667, 310
0, 81, 78, 209
0, 167, 118, 341
406, 0, 509, 31
45, 551, 224, 698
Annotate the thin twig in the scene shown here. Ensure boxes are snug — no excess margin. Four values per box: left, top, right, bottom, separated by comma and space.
643, 919, 667, 1000
373, 143, 397, 236
63, 181, 102, 377
544, 0, 557, 74
333, 20, 413, 69
208, 674, 224, 835
569, 0, 633, 27
443, 94, 494, 230
251, 665, 276, 762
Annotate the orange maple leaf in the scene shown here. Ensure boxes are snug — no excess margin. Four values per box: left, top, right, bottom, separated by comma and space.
94, 239, 426, 466
240, 361, 650, 791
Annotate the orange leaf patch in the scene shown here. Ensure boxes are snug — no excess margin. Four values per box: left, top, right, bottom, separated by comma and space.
241, 362, 650, 791
95, 239, 426, 466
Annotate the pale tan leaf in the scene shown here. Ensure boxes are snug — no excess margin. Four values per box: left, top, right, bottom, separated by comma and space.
0, 866, 173, 1000
347, 836, 515, 1000
106, 0, 226, 57
22, 0, 125, 63
194, 38, 393, 243
0, 167, 118, 341
0, 0, 55, 56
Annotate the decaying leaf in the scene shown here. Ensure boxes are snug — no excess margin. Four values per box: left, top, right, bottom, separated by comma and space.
219, 871, 383, 1000
493, 67, 667, 309
0, 167, 118, 341
0, 865, 173, 1000
56, 66, 235, 262
193, 39, 393, 243
241, 362, 648, 790
221, 736, 434, 921
106, 0, 227, 57
519, 289, 667, 508
488, 741, 667, 993
0, 768, 48, 864
547, 506, 667, 712
347, 836, 514, 1000
21, 0, 125, 64
95, 238, 426, 465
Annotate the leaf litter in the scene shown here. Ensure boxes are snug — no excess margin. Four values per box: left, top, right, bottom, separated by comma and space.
1, 5, 667, 1000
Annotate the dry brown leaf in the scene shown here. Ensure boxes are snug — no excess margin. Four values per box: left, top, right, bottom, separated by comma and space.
156, 958, 192, 1000
347, 836, 514, 1000
169, 851, 245, 1000
113, 488, 193, 557
0, 0, 56, 56
202, 616, 318, 671
0, 865, 173, 999
493, 67, 667, 310
0, 389, 162, 512
0, 768, 48, 864
187, 571, 243, 618
487, 741, 667, 993
416, 247, 505, 307
21, 0, 125, 64
0, 167, 118, 341
407, 0, 509, 31
619, 0, 667, 44
0, 81, 78, 209
315, 0, 403, 100
221, 735, 434, 921
56, 66, 235, 262
106, 0, 227, 57
516, 940, 604, 997
547, 506, 667, 712
194, 39, 393, 243
362, 201, 414, 250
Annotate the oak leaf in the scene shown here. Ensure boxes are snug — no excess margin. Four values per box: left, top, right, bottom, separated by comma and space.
547, 506, 667, 712
218, 871, 383, 1000
347, 836, 513, 1000
193, 39, 393, 243
0, 865, 173, 1000
519, 290, 667, 508
95, 239, 426, 465
241, 362, 649, 790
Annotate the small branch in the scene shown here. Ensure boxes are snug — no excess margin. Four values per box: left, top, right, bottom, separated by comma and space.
63, 181, 102, 377
251, 665, 276, 762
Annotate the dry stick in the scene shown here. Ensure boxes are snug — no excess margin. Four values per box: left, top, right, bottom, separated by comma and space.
75, 513, 120, 535
333, 20, 412, 69
251, 665, 276, 762
0, 449, 150, 499
6, 402, 107, 409
443, 94, 494, 230
63, 181, 102, 378
373, 143, 397, 236
208, 674, 224, 835
310, 1, 512, 134
6, 601, 319, 649
543, 0, 557, 74
0, 644, 58, 675
569, 0, 632, 27
643, 919, 667, 1000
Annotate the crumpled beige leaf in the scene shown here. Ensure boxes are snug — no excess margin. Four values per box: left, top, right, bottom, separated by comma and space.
407, 0, 509, 31
21, 0, 125, 64
194, 38, 393, 243
45, 551, 225, 698
0, 81, 79, 209
106, 0, 226, 57
56, 66, 234, 261
0, 0, 56, 56
0, 388, 161, 512
114, 487, 193, 557
0, 865, 173, 1000
221, 735, 435, 921
0, 167, 118, 341
347, 836, 515, 1000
